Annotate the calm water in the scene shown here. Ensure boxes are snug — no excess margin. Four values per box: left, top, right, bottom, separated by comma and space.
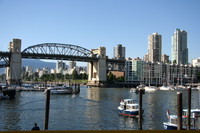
0, 86, 200, 131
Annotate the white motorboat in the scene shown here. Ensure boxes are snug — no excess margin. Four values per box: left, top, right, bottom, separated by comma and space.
163, 109, 200, 130
118, 99, 144, 117
44, 85, 73, 94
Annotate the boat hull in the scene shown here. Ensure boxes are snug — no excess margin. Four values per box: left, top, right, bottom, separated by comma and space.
163, 123, 177, 130
51, 90, 72, 94
118, 108, 144, 117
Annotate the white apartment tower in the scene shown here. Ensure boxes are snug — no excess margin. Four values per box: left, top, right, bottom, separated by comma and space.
148, 33, 162, 62
171, 28, 188, 65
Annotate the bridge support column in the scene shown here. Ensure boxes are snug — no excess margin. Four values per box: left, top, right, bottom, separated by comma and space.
6, 39, 22, 86
87, 47, 107, 87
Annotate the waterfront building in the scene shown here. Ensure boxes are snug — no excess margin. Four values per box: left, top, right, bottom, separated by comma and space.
171, 28, 188, 65
125, 57, 143, 83
125, 58, 198, 85
147, 33, 162, 62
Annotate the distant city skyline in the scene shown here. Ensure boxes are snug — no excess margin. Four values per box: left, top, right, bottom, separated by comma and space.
0, 0, 199, 66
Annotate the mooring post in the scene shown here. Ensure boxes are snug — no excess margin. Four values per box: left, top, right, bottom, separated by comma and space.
44, 89, 50, 130
187, 87, 191, 130
75, 83, 77, 93
78, 84, 80, 92
177, 92, 182, 130
138, 89, 143, 130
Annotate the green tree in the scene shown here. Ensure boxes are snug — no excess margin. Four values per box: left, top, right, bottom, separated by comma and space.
40, 74, 50, 82
197, 72, 200, 82
107, 72, 116, 83
82, 73, 88, 79
71, 69, 79, 79
117, 76, 124, 82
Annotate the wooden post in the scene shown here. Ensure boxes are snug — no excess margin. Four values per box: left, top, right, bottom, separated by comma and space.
75, 83, 77, 93
44, 89, 50, 130
187, 87, 191, 130
138, 89, 143, 130
177, 92, 182, 130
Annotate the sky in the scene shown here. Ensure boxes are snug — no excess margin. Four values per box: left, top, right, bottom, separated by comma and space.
0, 0, 200, 66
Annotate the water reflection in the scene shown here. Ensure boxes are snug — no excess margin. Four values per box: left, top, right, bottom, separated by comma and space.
0, 87, 200, 131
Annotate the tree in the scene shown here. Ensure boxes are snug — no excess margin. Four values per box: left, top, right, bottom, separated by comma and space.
117, 76, 124, 82
197, 72, 200, 82
39, 74, 50, 83
71, 69, 79, 79
107, 72, 116, 83
82, 73, 88, 79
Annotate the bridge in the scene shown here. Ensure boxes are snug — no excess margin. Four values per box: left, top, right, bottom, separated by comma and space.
0, 39, 125, 86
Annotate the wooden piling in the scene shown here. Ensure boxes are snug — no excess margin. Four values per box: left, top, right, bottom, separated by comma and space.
138, 89, 143, 130
44, 89, 50, 130
177, 92, 182, 130
187, 87, 191, 130
75, 83, 77, 92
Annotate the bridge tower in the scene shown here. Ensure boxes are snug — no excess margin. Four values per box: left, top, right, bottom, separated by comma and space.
6, 39, 22, 86
87, 47, 107, 87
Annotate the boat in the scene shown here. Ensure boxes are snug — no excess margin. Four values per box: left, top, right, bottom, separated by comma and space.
136, 84, 145, 89
175, 85, 187, 90
163, 109, 200, 130
130, 88, 136, 93
44, 85, 73, 94
191, 87, 198, 91
144, 86, 158, 92
182, 108, 200, 119
118, 99, 144, 117
197, 86, 200, 90
159, 86, 170, 90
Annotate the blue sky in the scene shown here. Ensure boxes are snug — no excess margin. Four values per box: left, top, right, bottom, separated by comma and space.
0, 0, 200, 66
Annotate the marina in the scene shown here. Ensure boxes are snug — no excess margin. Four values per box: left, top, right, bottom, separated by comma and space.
0, 86, 200, 131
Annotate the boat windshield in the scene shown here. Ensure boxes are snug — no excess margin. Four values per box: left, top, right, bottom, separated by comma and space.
126, 105, 139, 109
123, 99, 137, 104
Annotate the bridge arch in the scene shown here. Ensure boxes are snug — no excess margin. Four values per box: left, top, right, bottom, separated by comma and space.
22, 43, 95, 57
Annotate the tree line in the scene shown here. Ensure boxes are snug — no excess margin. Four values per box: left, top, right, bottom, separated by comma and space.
21, 69, 88, 82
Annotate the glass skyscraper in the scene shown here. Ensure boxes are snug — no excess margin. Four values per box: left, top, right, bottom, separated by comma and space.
171, 28, 188, 65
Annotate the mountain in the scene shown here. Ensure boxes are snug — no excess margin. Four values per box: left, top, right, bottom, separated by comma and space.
22, 59, 57, 70
0, 59, 57, 74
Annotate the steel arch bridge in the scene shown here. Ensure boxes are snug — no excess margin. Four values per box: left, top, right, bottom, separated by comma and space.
21, 43, 98, 62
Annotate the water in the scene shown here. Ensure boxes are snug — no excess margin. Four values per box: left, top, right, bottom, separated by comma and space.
0, 86, 199, 131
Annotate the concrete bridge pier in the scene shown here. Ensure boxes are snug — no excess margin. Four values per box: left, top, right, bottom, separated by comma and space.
6, 39, 22, 86
87, 47, 107, 87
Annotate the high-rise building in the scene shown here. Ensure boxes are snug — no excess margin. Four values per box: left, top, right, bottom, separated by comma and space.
113, 44, 125, 60
171, 28, 188, 65
161, 54, 169, 63
147, 33, 162, 62
69, 61, 76, 69
56, 61, 66, 73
